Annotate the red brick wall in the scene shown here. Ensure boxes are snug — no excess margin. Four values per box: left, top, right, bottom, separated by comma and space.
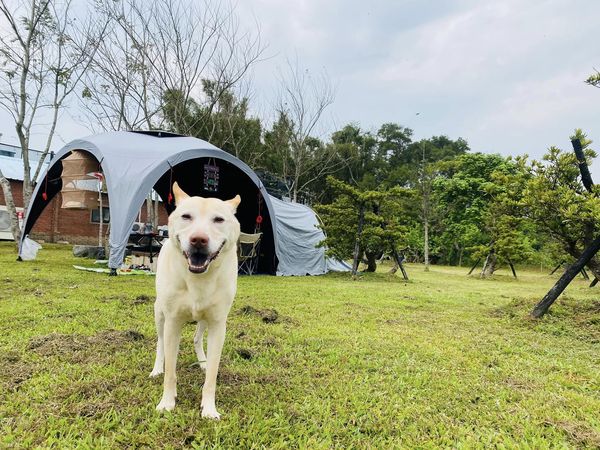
1, 179, 169, 244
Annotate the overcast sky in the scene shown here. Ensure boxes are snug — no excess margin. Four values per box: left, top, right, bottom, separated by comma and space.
2, 0, 599, 176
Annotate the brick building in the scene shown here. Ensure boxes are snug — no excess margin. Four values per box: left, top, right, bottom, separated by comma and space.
0, 148, 168, 245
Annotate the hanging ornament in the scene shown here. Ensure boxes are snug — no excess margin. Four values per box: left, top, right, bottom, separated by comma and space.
42, 173, 49, 201
168, 165, 174, 204
203, 159, 219, 192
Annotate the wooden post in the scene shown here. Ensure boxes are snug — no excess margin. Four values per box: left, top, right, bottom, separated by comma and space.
531, 234, 600, 318
572, 138, 594, 192
590, 278, 599, 288
467, 258, 481, 275
392, 248, 409, 280
580, 267, 590, 280
549, 261, 564, 275
508, 259, 517, 278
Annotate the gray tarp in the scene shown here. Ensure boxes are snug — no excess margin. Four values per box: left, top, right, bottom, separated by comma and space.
19, 131, 349, 276
269, 195, 351, 276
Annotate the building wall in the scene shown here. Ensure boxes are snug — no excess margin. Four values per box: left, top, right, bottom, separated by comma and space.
0, 179, 169, 244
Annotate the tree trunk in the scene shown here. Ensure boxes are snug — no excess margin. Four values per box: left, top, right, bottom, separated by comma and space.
480, 249, 496, 278
423, 215, 430, 271
146, 194, 153, 232
351, 204, 366, 277
532, 234, 600, 318
0, 174, 22, 248
365, 251, 377, 272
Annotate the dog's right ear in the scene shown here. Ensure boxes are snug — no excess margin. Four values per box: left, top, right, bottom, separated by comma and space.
172, 182, 189, 204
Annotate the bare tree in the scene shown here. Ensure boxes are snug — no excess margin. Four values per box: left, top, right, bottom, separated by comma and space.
0, 0, 106, 245
272, 58, 339, 202
81, 0, 264, 132
79, 0, 263, 231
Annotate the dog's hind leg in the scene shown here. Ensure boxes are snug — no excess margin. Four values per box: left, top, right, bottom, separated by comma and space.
150, 307, 165, 377
201, 320, 226, 419
193, 320, 208, 370
156, 317, 184, 412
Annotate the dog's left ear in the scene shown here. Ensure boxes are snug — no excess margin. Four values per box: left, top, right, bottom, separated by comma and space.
172, 182, 189, 205
226, 195, 241, 213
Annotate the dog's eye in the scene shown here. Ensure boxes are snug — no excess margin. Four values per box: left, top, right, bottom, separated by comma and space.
213, 216, 225, 223
181, 213, 192, 220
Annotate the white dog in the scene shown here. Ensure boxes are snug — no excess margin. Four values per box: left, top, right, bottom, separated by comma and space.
150, 182, 241, 419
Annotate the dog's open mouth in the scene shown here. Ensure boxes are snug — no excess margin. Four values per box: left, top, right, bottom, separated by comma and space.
183, 241, 225, 274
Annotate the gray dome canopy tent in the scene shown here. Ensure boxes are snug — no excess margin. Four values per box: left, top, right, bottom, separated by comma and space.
19, 131, 347, 275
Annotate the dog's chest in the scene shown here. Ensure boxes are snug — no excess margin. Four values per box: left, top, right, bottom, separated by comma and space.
175, 281, 232, 322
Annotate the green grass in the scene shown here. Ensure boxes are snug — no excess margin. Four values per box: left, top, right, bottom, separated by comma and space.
1, 243, 599, 449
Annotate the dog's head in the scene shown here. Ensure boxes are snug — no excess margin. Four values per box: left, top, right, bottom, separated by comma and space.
168, 182, 241, 274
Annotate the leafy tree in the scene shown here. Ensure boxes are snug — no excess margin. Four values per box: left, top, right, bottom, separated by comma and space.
433, 153, 513, 272
329, 124, 379, 188
163, 85, 264, 167
315, 177, 413, 275
521, 129, 600, 279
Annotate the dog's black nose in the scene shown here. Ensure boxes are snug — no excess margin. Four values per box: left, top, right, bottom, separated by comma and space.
190, 233, 209, 247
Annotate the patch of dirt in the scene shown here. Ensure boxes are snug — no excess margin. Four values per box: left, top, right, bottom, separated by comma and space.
101, 294, 127, 303
28, 330, 147, 364
489, 297, 533, 319
133, 294, 154, 305
546, 420, 600, 448
236, 348, 253, 360
0, 352, 38, 392
384, 319, 403, 325
238, 305, 281, 324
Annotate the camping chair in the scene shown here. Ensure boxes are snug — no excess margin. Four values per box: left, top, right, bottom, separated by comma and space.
238, 232, 262, 275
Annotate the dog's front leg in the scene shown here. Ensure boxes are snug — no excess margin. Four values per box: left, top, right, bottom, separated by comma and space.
150, 307, 165, 377
201, 320, 226, 419
156, 317, 183, 412
193, 320, 208, 370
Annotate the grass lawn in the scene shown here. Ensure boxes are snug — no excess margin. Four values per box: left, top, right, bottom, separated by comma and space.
0, 243, 599, 449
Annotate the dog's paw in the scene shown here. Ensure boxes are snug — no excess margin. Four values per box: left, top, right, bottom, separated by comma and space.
201, 406, 221, 420
156, 397, 176, 412
149, 368, 163, 378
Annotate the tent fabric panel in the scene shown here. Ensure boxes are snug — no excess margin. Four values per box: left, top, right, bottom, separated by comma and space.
268, 195, 328, 276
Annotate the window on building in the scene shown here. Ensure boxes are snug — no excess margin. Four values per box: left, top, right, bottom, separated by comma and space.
90, 207, 110, 224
